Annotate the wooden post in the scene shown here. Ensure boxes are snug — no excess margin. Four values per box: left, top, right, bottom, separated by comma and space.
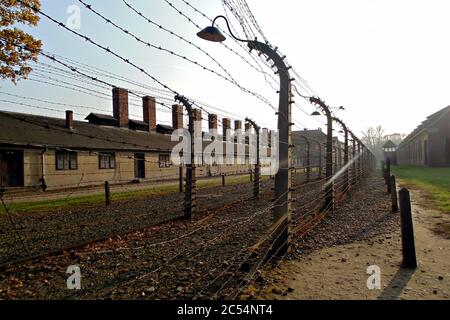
399, 188, 417, 268
386, 157, 391, 193
250, 169, 253, 182
390, 175, 398, 213
104, 181, 111, 207
179, 166, 183, 193
222, 173, 225, 186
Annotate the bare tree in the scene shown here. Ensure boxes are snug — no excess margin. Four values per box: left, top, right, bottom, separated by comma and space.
385, 133, 406, 146
361, 126, 386, 161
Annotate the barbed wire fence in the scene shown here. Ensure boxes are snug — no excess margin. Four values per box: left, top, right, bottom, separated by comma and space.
0, 0, 377, 299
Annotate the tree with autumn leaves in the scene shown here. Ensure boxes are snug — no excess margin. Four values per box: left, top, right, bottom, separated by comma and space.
0, 0, 42, 83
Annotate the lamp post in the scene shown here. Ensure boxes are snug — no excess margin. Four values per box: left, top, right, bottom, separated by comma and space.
310, 97, 334, 214
175, 95, 197, 219
246, 118, 261, 199
198, 16, 294, 256
332, 117, 349, 192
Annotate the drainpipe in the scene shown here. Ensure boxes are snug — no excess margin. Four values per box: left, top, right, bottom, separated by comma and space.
40, 148, 47, 192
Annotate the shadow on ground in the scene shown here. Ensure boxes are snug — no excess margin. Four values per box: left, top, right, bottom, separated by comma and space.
378, 267, 416, 300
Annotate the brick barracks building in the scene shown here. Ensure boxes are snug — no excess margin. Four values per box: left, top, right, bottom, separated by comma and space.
0, 88, 257, 191
396, 106, 450, 167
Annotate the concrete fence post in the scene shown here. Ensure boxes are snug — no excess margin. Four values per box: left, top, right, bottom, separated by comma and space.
399, 188, 417, 268
175, 95, 196, 219
246, 118, 261, 199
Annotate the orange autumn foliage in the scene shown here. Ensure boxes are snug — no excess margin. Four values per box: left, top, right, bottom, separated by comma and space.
0, 0, 42, 83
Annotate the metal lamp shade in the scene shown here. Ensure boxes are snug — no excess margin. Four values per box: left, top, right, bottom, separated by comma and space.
197, 26, 226, 42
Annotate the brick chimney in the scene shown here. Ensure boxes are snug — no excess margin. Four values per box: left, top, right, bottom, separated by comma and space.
245, 122, 251, 132
143, 96, 156, 132
193, 108, 202, 122
222, 118, 231, 141
65, 110, 73, 129
113, 87, 129, 128
234, 120, 242, 131
172, 105, 183, 130
208, 114, 218, 132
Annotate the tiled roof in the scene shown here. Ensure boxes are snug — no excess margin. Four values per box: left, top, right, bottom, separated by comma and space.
399, 105, 450, 148
0, 111, 257, 155
0, 111, 176, 152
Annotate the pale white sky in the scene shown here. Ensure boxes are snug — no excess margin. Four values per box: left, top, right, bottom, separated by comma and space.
1, 0, 449, 139
249, 0, 450, 136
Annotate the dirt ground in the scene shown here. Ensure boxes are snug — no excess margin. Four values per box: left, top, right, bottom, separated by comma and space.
246, 181, 449, 300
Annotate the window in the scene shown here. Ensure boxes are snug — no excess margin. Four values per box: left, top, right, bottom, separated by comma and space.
99, 153, 116, 169
56, 151, 77, 170
159, 154, 171, 168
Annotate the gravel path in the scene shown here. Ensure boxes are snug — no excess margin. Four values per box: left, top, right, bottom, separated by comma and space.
242, 172, 400, 299
244, 179, 449, 300
291, 172, 397, 256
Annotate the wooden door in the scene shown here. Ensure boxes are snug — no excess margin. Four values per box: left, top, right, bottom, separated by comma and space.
0, 150, 24, 187
134, 153, 145, 179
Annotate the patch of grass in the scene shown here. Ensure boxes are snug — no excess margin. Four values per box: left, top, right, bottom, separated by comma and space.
392, 165, 450, 213
0, 186, 178, 215
0, 174, 259, 215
